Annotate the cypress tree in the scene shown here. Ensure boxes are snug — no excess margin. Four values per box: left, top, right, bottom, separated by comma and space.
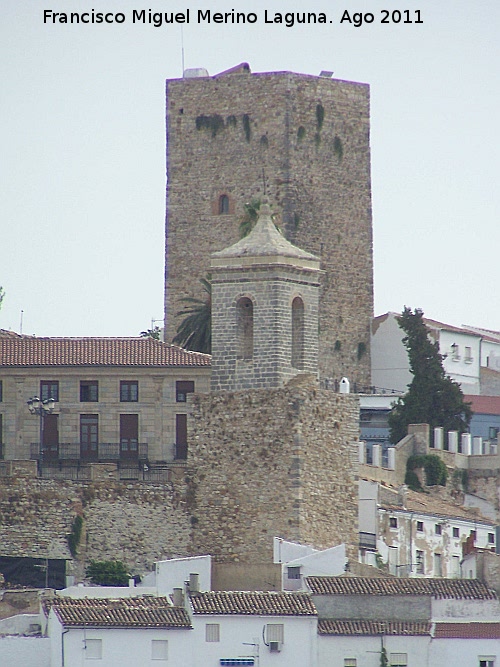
388, 307, 472, 444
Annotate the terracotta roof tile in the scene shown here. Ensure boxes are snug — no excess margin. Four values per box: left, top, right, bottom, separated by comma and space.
380, 488, 493, 525
463, 394, 500, 416
433, 622, 500, 639
318, 620, 431, 636
44, 596, 192, 628
189, 591, 317, 616
0, 337, 211, 368
306, 576, 496, 600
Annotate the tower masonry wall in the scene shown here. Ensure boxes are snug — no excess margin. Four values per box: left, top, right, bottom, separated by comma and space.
187, 385, 360, 563
211, 264, 320, 391
165, 69, 373, 386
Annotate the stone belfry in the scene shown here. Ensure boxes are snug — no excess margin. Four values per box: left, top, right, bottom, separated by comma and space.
210, 199, 322, 391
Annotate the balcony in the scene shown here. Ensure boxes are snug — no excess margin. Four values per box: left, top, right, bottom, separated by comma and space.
30, 442, 148, 463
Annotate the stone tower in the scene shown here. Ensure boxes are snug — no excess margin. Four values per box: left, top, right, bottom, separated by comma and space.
210, 199, 322, 392
165, 63, 373, 386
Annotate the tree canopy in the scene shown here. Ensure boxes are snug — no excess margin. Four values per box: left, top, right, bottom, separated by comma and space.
85, 560, 130, 586
388, 307, 472, 444
172, 277, 211, 354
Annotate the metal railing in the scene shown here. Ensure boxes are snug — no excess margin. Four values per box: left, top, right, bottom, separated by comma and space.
30, 442, 148, 462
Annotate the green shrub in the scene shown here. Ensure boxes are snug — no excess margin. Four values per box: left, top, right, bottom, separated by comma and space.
86, 560, 130, 586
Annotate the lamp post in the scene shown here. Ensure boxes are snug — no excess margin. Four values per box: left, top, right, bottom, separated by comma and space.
27, 396, 55, 473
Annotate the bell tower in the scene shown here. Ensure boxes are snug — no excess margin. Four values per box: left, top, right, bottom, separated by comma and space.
210, 200, 322, 391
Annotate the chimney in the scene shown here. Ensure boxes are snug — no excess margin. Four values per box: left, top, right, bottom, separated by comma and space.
189, 573, 200, 593
397, 484, 408, 509
173, 588, 184, 607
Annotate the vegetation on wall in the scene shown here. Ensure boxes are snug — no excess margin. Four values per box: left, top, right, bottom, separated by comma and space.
297, 126, 306, 142
388, 307, 472, 444
195, 114, 225, 138
333, 135, 344, 161
66, 515, 83, 557
316, 103, 325, 131
405, 453, 448, 490
242, 114, 251, 142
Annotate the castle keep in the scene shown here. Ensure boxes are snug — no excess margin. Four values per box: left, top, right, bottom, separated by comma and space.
164, 64, 374, 386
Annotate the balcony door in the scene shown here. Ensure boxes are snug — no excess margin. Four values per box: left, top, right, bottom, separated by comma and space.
42, 414, 59, 460
80, 415, 98, 460
120, 414, 138, 460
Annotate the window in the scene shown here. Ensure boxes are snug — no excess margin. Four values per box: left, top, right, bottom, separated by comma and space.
416, 521, 424, 532
465, 346, 473, 363
488, 533, 495, 544
175, 414, 187, 460
266, 624, 284, 643
434, 553, 442, 577
120, 380, 138, 402
205, 623, 220, 642
451, 555, 461, 578
390, 653, 407, 667
219, 194, 230, 214
450, 343, 460, 361
80, 381, 98, 402
287, 566, 301, 580
176, 380, 195, 402
85, 638, 102, 659
479, 658, 495, 667
41, 380, 59, 402
344, 660, 357, 667
151, 639, 168, 660
489, 427, 499, 440
0, 380, 2, 402
291, 297, 305, 370
389, 517, 398, 529
416, 550, 424, 574
453, 527, 460, 538
237, 297, 253, 360
435, 523, 442, 535
471, 530, 477, 540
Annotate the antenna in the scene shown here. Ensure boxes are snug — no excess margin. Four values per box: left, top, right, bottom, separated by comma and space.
20, 310, 23, 335
181, 26, 185, 75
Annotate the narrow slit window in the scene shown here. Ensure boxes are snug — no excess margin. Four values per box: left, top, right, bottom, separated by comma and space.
237, 297, 253, 360
291, 297, 305, 369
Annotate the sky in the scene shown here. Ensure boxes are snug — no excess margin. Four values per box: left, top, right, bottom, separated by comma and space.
1, 0, 499, 338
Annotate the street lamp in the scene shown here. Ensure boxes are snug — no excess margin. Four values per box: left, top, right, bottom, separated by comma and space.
27, 396, 55, 472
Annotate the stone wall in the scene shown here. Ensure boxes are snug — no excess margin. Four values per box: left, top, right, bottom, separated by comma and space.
0, 477, 193, 578
187, 384, 360, 563
164, 68, 373, 386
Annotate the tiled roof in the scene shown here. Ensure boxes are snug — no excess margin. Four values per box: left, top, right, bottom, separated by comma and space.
464, 394, 500, 416
306, 576, 496, 600
44, 596, 192, 628
318, 620, 431, 636
189, 591, 317, 616
380, 488, 493, 525
434, 622, 500, 639
0, 336, 211, 368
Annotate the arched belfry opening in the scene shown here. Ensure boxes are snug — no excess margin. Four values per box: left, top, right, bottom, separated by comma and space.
237, 297, 253, 360
291, 297, 305, 370
219, 194, 230, 215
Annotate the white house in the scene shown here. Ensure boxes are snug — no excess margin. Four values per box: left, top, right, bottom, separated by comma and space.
44, 596, 193, 667
358, 480, 496, 577
371, 313, 482, 395
308, 575, 500, 667
188, 590, 318, 667
273, 537, 347, 591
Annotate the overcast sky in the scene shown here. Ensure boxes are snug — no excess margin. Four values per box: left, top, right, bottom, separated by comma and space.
1, 0, 499, 338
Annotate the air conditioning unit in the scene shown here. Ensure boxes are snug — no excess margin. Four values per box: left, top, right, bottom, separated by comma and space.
269, 641, 282, 653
